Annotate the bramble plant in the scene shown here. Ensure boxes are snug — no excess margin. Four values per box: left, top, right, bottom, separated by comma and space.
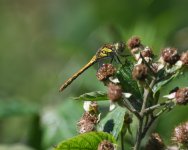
55, 36, 188, 150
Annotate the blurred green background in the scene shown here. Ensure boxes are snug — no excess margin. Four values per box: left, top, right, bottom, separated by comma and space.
1, 0, 188, 149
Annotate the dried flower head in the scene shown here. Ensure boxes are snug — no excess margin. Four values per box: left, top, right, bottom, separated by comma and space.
175, 87, 188, 105
77, 112, 98, 133
107, 83, 122, 102
127, 36, 142, 49
161, 48, 180, 65
146, 133, 165, 150
98, 140, 115, 150
172, 121, 188, 147
180, 51, 188, 65
132, 64, 148, 80
96, 64, 116, 81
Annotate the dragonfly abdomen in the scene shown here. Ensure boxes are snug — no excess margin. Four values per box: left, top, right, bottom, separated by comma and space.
59, 56, 97, 92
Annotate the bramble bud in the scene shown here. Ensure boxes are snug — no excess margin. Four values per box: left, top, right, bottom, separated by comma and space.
98, 140, 115, 150
172, 121, 188, 147
180, 51, 188, 65
127, 36, 141, 49
96, 64, 116, 81
77, 112, 98, 134
132, 64, 148, 80
175, 87, 188, 105
161, 48, 180, 65
107, 83, 122, 102
124, 113, 132, 124
146, 133, 165, 150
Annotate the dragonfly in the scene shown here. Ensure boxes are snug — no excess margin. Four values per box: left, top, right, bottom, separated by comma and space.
59, 42, 125, 92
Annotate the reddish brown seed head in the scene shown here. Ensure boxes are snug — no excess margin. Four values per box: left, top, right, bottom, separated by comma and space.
146, 133, 165, 150
127, 36, 141, 49
161, 47, 180, 65
175, 87, 188, 105
77, 112, 98, 134
172, 122, 188, 146
107, 83, 122, 102
132, 64, 148, 80
141, 47, 154, 58
98, 140, 114, 150
96, 64, 116, 81
180, 51, 188, 65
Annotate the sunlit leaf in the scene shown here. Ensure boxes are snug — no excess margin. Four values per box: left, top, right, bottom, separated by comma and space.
97, 106, 127, 139
116, 64, 142, 99
153, 71, 180, 95
74, 91, 108, 101
54, 132, 116, 150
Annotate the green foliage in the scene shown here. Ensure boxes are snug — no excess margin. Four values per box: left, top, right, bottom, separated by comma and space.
1, 0, 188, 149
116, 64, 142, 99
97, 106, 127, 139
0, 100, 38, 118
54, 132, 116, 150
153, 71, 180, 96
74, 91, 108, 101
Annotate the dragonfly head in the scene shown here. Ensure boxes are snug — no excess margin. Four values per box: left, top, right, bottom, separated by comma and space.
113, 42, 126, 55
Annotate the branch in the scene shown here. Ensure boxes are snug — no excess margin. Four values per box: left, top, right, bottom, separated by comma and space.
143, 100, 173, 114
122, 98, 141, 120
140, 78, 156, 116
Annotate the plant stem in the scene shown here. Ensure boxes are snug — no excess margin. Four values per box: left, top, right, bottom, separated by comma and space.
121, 130, 125, 150
143, 100, 172, 114
134, 78, 156, 150
133, 119, 143, 150
140, 78, 156, 116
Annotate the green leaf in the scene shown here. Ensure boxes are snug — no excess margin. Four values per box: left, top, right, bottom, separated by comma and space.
116, 64, 142, 99
54, 132, 116, 150
74, 91, 108, 101
153, 71, 180, 95
97, 106, 126, 139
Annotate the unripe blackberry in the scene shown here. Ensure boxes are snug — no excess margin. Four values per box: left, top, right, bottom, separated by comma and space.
175, 87, 188, 105
146, 133, 165, 150
172, 122, 188, 147
180, 51, 188, 65
161, 48, 180, 65
132, 64, 148, 80
96, 64, 116, 81
107, 83, 122, 102
98, 140, 115, 150
127, 36, 141, 49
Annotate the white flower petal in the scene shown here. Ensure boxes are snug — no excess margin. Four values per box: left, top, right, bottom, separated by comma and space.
122, 93, 132, 98
83, 101, 92, 112
163, 92, 176, 99
109, 77, 120, 84
109, 102, 116, 111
